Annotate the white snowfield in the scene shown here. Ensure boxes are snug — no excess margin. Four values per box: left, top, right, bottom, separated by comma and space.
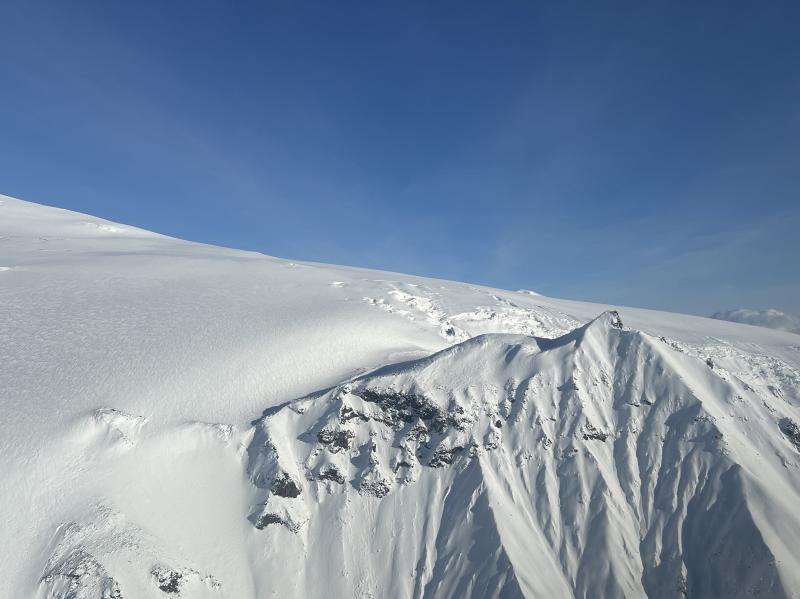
1, 194, 799, 599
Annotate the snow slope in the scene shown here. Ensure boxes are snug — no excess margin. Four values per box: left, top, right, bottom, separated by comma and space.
712, 308, 800, 335
1, 194, 799, 598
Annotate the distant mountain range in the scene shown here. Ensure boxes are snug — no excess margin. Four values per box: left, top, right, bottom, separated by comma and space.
711, 308, 800, 335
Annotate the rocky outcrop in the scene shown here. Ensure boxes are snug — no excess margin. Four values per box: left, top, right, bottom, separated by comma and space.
41, 548, 123, 599
780, 417, 800, 450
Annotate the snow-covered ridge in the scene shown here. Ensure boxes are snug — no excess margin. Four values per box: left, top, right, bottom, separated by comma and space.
245, 311, 800, 597
2, 195, 800, 598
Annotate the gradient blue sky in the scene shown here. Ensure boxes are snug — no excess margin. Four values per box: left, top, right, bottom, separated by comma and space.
2, 1, 798, 315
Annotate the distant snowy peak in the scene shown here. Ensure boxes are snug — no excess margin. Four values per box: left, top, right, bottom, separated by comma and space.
711, 308, 800, 335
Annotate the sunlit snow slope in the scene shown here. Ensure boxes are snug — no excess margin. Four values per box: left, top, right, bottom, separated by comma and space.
1, 194, 799, 598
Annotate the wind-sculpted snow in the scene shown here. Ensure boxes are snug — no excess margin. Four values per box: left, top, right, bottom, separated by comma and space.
246, 312, 800, 598
362, 282, 580, 342
4, 195, 800, 598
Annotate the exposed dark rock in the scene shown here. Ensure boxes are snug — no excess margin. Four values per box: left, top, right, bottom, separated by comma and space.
405, 423, 430, 444
317, 427, 355, 452
359, 477, 391, 498
255, 513, 287, 529
254, 510, 303, 532
359, 389, 447, 431
447, 405, 472, 431
582, 424, 608, 442
429, 446, 464, 468
608, 310, 624, 329
152, 567, 183, 594
706, 358, 715, 369
339, 405, 368, 423
779, 418, 800, 451
271, 471, 302, 498
485, 422, 504, 450
318, 465, 346, 484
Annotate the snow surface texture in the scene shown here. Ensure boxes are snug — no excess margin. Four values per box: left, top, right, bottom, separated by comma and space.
1, 194, 800, 598
712, 308, 800, 335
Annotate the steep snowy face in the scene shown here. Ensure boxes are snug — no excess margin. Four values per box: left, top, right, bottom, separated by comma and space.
247, 312, 800, 598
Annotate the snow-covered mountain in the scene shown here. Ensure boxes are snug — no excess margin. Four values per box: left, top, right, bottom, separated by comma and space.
2, 194, 800, 598
711, 308, 800, 335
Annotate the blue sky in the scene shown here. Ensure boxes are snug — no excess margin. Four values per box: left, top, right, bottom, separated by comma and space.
1, 1, 798, 315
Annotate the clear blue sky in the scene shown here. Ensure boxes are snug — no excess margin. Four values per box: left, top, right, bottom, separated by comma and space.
2, 1, 798, 315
